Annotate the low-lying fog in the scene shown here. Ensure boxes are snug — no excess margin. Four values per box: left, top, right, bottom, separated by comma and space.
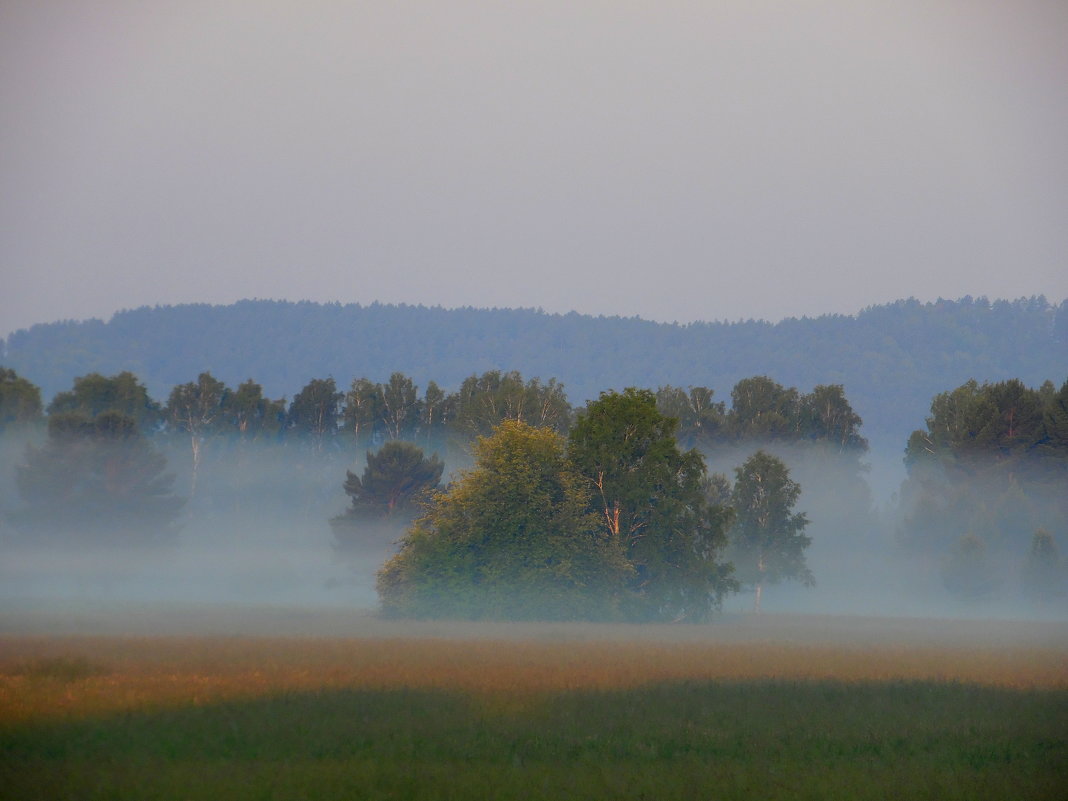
1, 434, 1064, 630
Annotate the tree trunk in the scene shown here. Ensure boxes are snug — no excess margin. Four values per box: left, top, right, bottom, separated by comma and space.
754, 555, 765, 613
190, 435, 201, 497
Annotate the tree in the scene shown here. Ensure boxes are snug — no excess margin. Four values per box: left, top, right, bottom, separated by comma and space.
342, 377, 382, 448
799, 384, 867, 451
377, 421, 631, 620
0, 368, 43, 431
164, 372, 229, 495
655, 385, 726, 450
567, 388, 736, 621
223, 379, 286, 440
335, 441, 443, 518
331, 441, 444, 557
13, 411, 183, 544
287, 378, 343, 449
729, 450, 813, 612
47, 371, 160, 430
420, 380, 448, 451
727, 377, 800, 441
450, 371, 572, 439
379, 372, 422, 441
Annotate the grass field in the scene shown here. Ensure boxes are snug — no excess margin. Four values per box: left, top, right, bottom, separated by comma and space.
1, 610, 1066, 800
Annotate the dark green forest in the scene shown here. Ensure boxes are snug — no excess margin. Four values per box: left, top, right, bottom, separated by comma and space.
4, 295, 1064, 447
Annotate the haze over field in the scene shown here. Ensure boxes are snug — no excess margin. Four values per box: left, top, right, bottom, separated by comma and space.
3, 0, 1068, 338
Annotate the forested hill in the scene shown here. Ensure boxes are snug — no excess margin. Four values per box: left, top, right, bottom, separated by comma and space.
3, 296, 1065, 445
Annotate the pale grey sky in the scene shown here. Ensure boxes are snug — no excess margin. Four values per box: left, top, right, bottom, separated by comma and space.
2, 0, 1066, 339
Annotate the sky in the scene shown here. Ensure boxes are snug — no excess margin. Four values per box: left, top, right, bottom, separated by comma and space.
2, 0, 1067, 339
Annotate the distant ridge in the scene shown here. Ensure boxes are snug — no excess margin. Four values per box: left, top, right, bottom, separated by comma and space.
3, 296, 1065, 445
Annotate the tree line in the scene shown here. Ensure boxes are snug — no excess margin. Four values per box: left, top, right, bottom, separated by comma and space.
0, 364, 868, 478
2, 365, 1064, 612
898, 377, 1068, 602
5, 295, 1064, 446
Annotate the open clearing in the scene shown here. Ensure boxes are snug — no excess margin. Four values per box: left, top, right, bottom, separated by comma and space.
2, 608, 1066, 800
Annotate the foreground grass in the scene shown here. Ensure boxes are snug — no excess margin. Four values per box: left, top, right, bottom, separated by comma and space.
2, 629, 1067, 800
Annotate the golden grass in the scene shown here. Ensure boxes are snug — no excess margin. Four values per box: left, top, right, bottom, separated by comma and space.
3, 628, 1067, 725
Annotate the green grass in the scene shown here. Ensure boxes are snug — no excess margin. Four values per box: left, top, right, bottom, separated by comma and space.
3, 680, 1066, 800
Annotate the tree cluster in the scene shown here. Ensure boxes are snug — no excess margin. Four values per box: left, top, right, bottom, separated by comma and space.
900, 377, 1068, 600
13, 410, 182, 544
378, 390, 813, 622
657, 377, 867, 452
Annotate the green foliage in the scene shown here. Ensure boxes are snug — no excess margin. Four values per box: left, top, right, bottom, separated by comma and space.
904, 378, 1061, 477
222, 379, 286, 439
448, 370, 572, 439
658, 378, 868, 455
47, 371, 161, 430
334, 441, 443, 522
800, 383, 868, 451
729, 450, 813, 606
899, 378, 1068, 563
342, 373, 440, 447
287, 378, 343, 445
164, 372, 229, 436
13, 411, 183, 543
1038, 379, 1068, 461
654, 385, 726, 449
568, 389, 736, 621
0, 367, 43, 430
378, 421, 631, 620
728, 376, 801, 440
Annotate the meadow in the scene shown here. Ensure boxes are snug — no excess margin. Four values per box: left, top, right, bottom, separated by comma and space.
1, 610, 1066, 800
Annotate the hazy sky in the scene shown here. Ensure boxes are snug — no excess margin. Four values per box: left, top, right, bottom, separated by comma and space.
2, 0, 1066, 338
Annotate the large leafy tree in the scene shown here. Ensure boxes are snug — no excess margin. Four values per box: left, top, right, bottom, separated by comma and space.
377, 421, 631, 620
567, 388, 736, 621
13, 411, 183, 543
728, 450, 813, 612
0, 368, 43, 431
48, 372, 161, 431
799, 384, 868, 451
727, 376, 800, 441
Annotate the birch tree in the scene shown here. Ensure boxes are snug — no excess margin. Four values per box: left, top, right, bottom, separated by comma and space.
728, 450, 813, 612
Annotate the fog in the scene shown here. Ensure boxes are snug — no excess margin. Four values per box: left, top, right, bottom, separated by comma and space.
1, 432, 1064, 630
